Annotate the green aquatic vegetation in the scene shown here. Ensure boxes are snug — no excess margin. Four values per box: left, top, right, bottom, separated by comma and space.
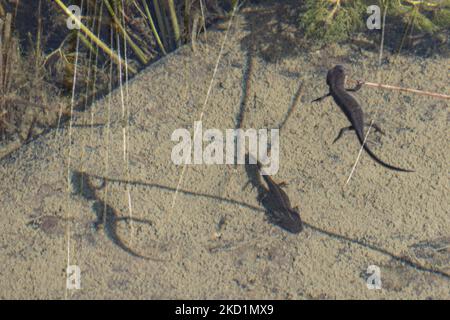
388, 0, 450, 33
299, 0, 366, 44
433, 5, 450, 28
299, 0, 450, 44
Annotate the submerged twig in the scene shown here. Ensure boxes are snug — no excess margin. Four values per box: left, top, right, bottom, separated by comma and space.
347, 78, 450, 100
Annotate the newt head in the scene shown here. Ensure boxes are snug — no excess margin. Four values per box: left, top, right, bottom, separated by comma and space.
326, 64, 346, 88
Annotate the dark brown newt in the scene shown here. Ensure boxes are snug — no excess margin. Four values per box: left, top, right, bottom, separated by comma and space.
256, 161, 303, 234
312, 65, 413, 172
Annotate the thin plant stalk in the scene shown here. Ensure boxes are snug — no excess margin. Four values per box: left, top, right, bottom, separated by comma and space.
53, 0, 137, 74
104, 0, 149, 65
347, 79, 450, 100
167, 0, 181, 47
141, 0, 167, 54
184, 0, 191, 43
153, 0, 170, 50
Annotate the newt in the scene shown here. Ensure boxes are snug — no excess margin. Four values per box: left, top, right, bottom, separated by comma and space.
256, 161, 303, 234
312, 65, 413, 172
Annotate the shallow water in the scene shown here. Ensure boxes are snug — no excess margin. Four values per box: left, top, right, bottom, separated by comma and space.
0, 0, 449, 299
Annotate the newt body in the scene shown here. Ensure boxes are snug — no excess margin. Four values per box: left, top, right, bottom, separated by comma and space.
313, 65, 413, 172
257, 161, 303, 234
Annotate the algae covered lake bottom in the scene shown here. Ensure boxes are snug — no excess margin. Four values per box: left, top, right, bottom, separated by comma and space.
0, 2, 449, 299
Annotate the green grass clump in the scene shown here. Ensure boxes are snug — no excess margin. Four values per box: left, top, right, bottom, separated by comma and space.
299, 0, 366, 44
388, 0, 450, 33
299, 0, 450, 45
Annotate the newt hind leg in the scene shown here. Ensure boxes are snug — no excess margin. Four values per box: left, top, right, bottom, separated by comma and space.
333, 125, 354, 144
333, 122, 384, 144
